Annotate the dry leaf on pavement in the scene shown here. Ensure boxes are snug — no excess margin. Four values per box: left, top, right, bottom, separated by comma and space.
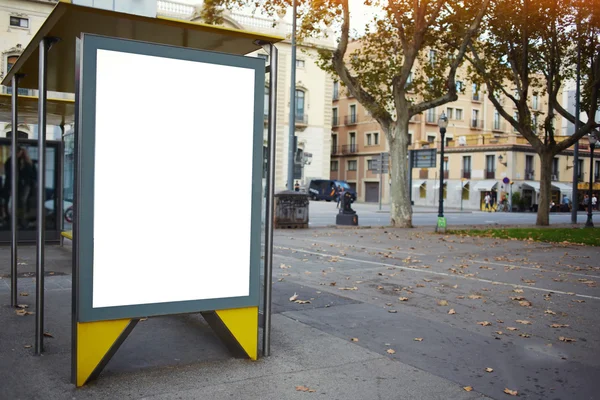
43, 332, 54, 338
414, 338, 424, 341
559, 336, 576, 342
351, 338, 359, 342
280, 264, 291, 269
513, 289, 524, 293
550, 324, 569, 328
289, 293, 299, 302
398, 297, 409, 301
387, 349, 396, 354
295, 385, 315, 393
23, 345, 31, 348
516, 320, 532, 325
485, 368, 494, 373
19, 292, 28, 296
294, 300, 311, 304
504, 388, 518, 396
519, 300, 532, 307
468, 294, 482, 299
438, 300, 449, 306
507, 327, 518, 331
448, 309, 456, 315
477, 321, 492, 326
388, 310, 398, 313
339, 286, 358, 291
544, 309, 556, 315
463, 386, 473, 392
519, 333, 531, 338
495, 331, 503, 335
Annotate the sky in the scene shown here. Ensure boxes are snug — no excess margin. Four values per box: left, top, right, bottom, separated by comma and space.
174, 0, 382, 36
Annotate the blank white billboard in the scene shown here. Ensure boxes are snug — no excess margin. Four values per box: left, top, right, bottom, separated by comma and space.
92, 49, 256, 308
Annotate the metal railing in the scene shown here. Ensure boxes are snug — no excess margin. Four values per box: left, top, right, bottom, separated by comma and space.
524, 171, 535, 180
344, 115, 358, 125
485, 169, 496, 179
471, 119, 484, 129
331, 146, 340, 155
461, 170, 471, 179
472, 93, 481, 102
492, 121, 505, 132
295, 114, 308, 125
341, 144, 358, 154
332, 116, 339, 126
551, 173, 559, 181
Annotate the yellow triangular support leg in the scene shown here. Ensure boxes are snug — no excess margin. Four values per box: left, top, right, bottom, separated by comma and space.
212, 306, 258, 360
76, 319, 133, 387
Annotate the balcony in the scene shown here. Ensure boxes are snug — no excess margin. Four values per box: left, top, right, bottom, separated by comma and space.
295, 114, 308, 126
419, 169, 429, 179
344, 115, 359, 125
595, 175, 600, 183
341, 144, 358, 154
551, 172, 559, 181
332, 116, 340, 127
485, 169, 495, 179
472, 93, 481, 102
425, 112, 437, 124
524, 170, 534, 180
471, 119, 484, 130
492, 121, 505, 132
331, 145, 340, 156
461, 170, 471, 179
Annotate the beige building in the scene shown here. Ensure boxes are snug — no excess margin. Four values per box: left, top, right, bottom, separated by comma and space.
331, 70, 600, 210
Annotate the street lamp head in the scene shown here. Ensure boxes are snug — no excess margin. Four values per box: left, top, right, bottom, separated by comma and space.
438, 112, 448, 130
589, 131, 599, 147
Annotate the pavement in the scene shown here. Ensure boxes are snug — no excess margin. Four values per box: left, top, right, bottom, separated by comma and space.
1, 224, 598, 400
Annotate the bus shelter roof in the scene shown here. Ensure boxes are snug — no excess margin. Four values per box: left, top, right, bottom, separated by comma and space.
0, 93, 75, 126
1, 0, 283, 93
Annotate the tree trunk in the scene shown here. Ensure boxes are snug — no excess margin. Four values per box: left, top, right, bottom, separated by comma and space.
387, 121, 412, 228
536, 151, 553, 226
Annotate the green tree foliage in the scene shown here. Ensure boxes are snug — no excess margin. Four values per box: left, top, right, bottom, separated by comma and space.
465, 0, 600, 225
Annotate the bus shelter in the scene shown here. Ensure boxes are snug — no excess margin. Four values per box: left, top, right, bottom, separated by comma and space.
2, 0, 282, 387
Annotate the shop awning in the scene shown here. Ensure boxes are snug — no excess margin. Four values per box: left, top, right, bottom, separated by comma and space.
522, 181, 540, 192
454, 180, 469, 190
412, 180, 426, 188
433, 181, 447, 190
1, 1, 283, 92
472, 180, 498, 191
551, 182, 573, 193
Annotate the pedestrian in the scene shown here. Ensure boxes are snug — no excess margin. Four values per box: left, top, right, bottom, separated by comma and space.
562, 194, 571, 212
484, 192, 491, 212
294, 180, 300, 192
583, 194, 589, 211
592, 194, 597, 211
336, 186, 344, 208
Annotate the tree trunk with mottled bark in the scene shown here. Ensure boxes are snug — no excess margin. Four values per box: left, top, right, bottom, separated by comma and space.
536, 151, 554, 226
386, 119, 412, 228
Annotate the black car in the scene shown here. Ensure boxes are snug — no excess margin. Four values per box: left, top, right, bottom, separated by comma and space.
308, 179, 356, 202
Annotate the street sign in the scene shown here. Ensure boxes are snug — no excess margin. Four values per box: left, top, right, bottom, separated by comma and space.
372, 153, 389, 174
411, 149, 437, 168
503, 177, 510, 184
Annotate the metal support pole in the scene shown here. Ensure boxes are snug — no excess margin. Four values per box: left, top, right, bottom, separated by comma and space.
378, 153, 383, 211
286, 0, 297, 190
263, 43, 278, 357
36, 38, 49, 356
58, 124, 65, 247
10, 74, 20, 308
571, 39, 581, 223
438, 130, 446, 218
586, 144, 595, 227
408, 150, 413, 208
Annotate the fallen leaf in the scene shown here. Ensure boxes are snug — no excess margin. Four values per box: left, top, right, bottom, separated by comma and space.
504, 388, 518, 396
351, 338, 359, 342
551, 324, 569, 328
294, 300, 311, 304
559, 336, 576, 342
572, 299, 585, 303
510, 296, 525, 301
414, 338, 424, 341
516, 320, 532, 325
495, 331, 503, 335
463, 386, 473, 392
468, 294, 483, 299
477, 321, 492, 326
485, 368, 494, 373
16, 304, 29, 309
416, 284, 425, 288
280, 264, 291, 269
339, 286, 358, 291
519, 333, 531, 338
289, 293, 299, 302
398, 297, 409, 301
544, 309, 556, 315
329, 282, 336, 286
448, 309, 456, 315
19, 292, 28, 296
518, 300, 532, 307
295, 385, 315, 393
507, 327, 518, 331
23, 345, 32, 348
423, 278, 432, 282
377, 285, 384, 290
438, 300, 449, 306
496, 319, 504, 323
387, 348, 396, 354
513, 289, 524, 293
43, 332, 54, 338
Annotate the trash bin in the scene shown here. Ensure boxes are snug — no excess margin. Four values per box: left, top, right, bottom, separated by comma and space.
274, 190, 309, 229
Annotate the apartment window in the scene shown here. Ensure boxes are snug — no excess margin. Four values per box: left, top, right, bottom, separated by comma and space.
257, 53, 269, 62
455, 109, 463, 120
532, 95, 539, 110
513, 111, 519, 132
366, 133, 372, 146
552, 158, 559, 180
456, 81, 464, 92
427, 135, 436, 144
333, 81, 339, 100
429, 49, 436, 67
532, 114, 538, 131
426, 108, 436, 123
446, 108, 454, 120
331, 160, 338, 171
7, 55, 18, 72
373, 132, 379, 145
348, 160, 357, 171
595, 161, 600, 181
471, 109, 480, 128
472, 83, 480, 101
296, 59, 305, 68
367, 159, 375, 171
405, 72, 413, 89
10, 16, 29, 28
332, 108, 338, 125
349, 132, 356, 146
525, 155, 534, 179
350, 104, 357, 123
295, 89, 305, 120
486, 155, 495, 178
408, 133, 413, 145
462, 156, 471, 179
577, 159, 584, 181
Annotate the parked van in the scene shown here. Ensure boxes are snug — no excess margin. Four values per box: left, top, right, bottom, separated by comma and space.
308, 179, 356, 202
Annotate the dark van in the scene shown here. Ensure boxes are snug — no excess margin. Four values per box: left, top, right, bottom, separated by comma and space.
308, 180, 356, 202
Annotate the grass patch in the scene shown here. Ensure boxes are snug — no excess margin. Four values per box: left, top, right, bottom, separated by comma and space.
448, 227, 600, 246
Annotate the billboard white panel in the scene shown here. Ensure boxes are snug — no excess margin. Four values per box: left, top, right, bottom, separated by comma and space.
92, 49, 255, 308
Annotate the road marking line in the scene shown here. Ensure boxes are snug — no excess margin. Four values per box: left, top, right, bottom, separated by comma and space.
274, 246, 600, 301
284, 237, 427, 256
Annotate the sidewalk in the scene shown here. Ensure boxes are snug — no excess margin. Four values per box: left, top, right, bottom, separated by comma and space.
0, 242, 490, 400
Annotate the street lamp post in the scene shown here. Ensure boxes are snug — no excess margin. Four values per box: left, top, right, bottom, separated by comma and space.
436, 112, 448, 232
585, 132, 598, 228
